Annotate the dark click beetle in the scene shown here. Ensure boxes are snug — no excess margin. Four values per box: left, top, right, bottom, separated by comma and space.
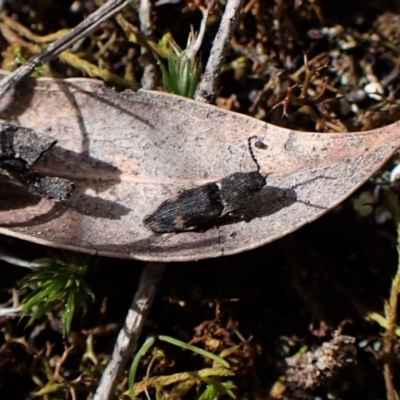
143, 136, 267, 233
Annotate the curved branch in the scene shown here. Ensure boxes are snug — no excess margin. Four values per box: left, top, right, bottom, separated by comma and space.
93, 262, 166, 400
0, 0, 131, 99
194, 0, 245, 104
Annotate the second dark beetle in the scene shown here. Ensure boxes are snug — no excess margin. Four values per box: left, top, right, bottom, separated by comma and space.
143, 137, 266, 233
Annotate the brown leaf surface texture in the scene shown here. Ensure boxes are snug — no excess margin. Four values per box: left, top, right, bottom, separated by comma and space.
0, 75, 399, 262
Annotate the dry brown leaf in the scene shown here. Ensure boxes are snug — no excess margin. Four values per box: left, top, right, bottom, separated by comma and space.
0, 74, 399, 262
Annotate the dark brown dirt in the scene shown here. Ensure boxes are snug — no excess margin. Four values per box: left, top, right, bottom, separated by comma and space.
2, 0, 400, 399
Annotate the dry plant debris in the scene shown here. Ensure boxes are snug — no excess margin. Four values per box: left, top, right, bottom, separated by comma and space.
1, 1, 400, 400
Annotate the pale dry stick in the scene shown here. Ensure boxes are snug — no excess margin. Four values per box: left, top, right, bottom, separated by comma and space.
139, 0, 152, 36
194, 0, 245, 103
0, 251, 41, 269
0, 306, 23, 317
93, 262, 166, 400
0, 15, 139, 89
0, 0, 132, 99
186, 0, 216, 61
139, 0, 157, 90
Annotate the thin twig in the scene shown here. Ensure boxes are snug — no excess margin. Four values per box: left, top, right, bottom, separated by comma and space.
0, 0, 132, 99
0, 306, 23, 317
139, 0, 157, 89
0, 14, 140, 89
93, 262, 166, 400
194, 0, 245, 103
139, 0, 152, 36
0, 253, 40, 269
186, 0, 215, 61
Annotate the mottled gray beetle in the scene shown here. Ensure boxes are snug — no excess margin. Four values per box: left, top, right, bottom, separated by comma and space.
143, 136, 266, 233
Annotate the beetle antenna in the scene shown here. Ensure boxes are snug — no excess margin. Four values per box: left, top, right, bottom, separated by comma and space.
248, 136, 262, 172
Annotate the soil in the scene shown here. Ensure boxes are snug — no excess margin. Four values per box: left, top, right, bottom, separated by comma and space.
1, 0, 400, 399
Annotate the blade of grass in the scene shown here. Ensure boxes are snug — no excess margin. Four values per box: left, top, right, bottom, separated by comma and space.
383, 192, 400, 400
159, 335, 230, 368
